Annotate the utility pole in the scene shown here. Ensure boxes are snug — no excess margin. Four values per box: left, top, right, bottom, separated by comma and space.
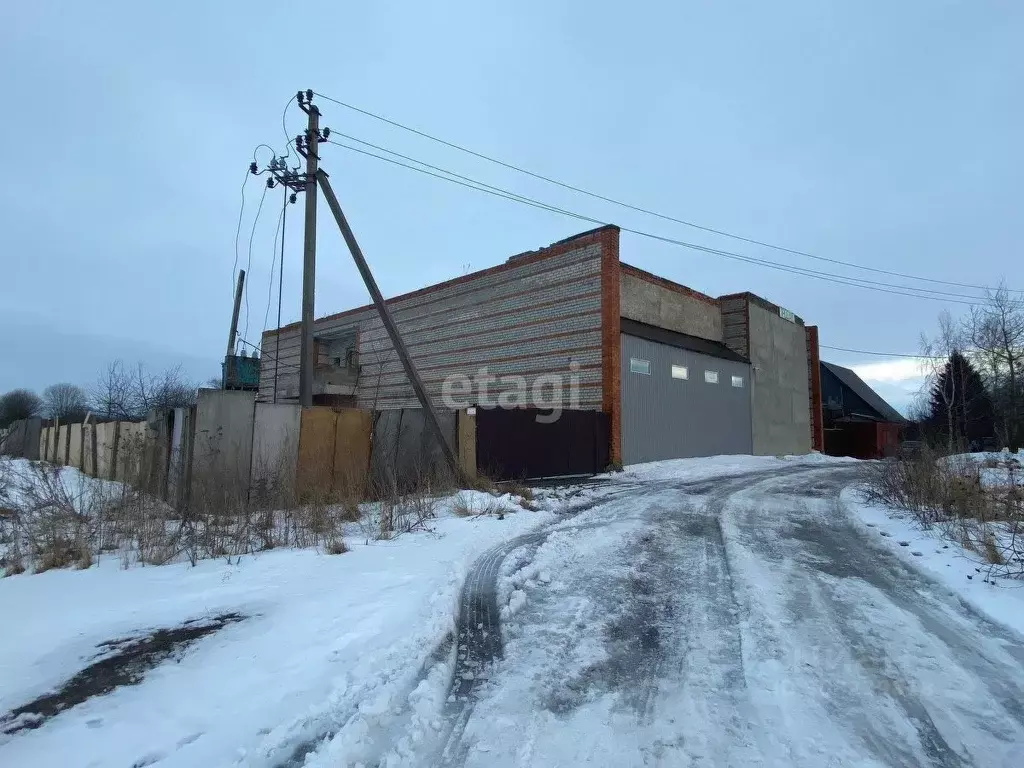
226, 268, 246, 357
317, 169, 462, 478
298, 93, 320, 407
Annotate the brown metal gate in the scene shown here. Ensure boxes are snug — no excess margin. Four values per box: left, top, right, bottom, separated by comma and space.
475, 407, 611, 480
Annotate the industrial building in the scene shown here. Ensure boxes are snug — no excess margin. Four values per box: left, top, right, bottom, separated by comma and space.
820, 361, 905, 459
260, 225, 824, 472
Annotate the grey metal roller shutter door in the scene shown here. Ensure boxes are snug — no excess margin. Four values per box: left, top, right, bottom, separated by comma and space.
621, 333, 753, 464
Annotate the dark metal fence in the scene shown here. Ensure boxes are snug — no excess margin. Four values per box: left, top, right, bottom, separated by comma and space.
475, 407, 610, 480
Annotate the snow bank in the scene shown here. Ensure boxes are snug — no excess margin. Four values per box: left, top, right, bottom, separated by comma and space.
843, 487, 1024, 637
940, 451, 1024, 490
0, 502, 554, 768
0, 457, 123, 512
616, 451, 859, 482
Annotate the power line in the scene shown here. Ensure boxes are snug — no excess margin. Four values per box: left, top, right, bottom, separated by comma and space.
231, 165, 251, 298
236, 336, 301, 372
323, 138, 992, 307
312, 90, 1018, 296
329, 131, 985, 303
263, 191, 287, 336
820, 344, 938, 359
242, 182, 269, 345
275, 187, 287, 404
281, 94, 296, 162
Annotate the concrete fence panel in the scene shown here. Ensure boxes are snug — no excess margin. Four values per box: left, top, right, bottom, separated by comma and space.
115, 421, 146, 483
68, 423, 84, 471
0, 418, 42, 460
167, 407, 193, 508
95, 422, 118, 480
55, 425, 69, 466
83, 424, 96, 477
370, 408, 457, 491
252, 403, 301, 503
42, 426, 56, 463
191, 389, 256, 497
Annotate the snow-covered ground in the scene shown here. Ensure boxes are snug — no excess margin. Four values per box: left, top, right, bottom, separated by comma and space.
450, 462, 1024, 767
0, 490, 555, 768
845, 488, 1024, 637
4, 452, 1024, 767
940, 450, 1024, 490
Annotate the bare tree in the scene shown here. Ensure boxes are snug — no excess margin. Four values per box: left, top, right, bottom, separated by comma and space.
42, 383, 89, 422
91, 360, 199, 421
92, 360, 136, 420
0, 389, 42, 428
967, 285, 1024, 450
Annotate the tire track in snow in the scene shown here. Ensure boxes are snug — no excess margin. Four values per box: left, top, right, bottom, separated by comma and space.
438, 467, 825, 766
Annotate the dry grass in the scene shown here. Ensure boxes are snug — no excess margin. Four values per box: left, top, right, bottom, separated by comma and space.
452, 492, 503, 518
504, 480, 534, 502
1, 428, 482, 574
983, 534, 1005, 565
866, 447, 1023, 578
325, 537, 348, 555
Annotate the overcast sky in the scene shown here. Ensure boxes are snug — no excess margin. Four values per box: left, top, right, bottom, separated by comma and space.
2, 1, 1021, 413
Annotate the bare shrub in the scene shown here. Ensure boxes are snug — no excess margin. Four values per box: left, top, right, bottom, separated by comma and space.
867, 449, 1023, 578
504, 479, 534, 502
325, 536, 348, 555
466, 474, 499, 495
451, 491, 502, 519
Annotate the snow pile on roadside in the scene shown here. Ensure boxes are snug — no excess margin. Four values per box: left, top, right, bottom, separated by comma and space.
0, 501, 555, 768
616, 451, 859, 482
0, 457, 122, 512
843, 487, 1024, 637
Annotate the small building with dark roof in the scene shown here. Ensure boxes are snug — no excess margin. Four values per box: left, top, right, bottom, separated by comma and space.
820, 361, 906, 459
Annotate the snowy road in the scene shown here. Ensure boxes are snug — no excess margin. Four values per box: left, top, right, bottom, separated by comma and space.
439, 465, 1024, 767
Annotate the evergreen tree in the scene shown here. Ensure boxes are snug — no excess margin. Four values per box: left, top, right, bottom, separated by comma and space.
927, 351, 995, 450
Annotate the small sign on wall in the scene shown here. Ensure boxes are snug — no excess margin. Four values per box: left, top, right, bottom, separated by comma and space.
779, 306, 796, 323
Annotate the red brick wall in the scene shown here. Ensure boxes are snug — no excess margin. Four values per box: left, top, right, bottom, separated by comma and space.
600, 227, 622, 465
806, 325, 824, 452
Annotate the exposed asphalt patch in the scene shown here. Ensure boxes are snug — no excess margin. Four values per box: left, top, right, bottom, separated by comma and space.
0, 612, 245, 736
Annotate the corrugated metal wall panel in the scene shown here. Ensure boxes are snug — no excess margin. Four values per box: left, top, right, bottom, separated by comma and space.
620, 334, 753, 464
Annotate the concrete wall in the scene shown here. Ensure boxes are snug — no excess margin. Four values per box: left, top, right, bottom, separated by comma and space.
82, 423, 96, 476
0, 418, 41, 459
261, 228, 612, 411
42, 426, 57, 462
68, 423, 83, 469
167, 407, 193, 508
252, 403, 301, 496
55, 425, 69, 465
115, 421, 146, 483
191, 389, 256, 494
95, 422, 118, 480
748, 301, 811, 455
620, 268, 723, 342
370, 409, 458, 489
